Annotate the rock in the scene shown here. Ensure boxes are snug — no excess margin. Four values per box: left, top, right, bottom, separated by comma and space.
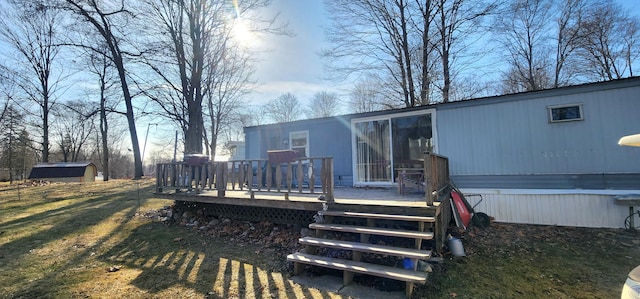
182, 211, 194, 219
208, 219, 220, 226
417, 260, 433, 272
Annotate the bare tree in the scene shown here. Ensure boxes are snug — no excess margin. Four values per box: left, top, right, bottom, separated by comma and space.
305, 91, 341, 119
494, 0, 554, 92
553, 0, 587, 87
324, 0, 495, 106
204, 40, 256, 159
575, 0, 640, 80
86, 50, 117, 180
142, 0, 212, 155
435, 0, 496, 102
414, 0, 439, 105
60, 0, 144, 178
263, 93, 303, 123
0, 1, 65, 163
323, 0, 421, 107
347, 75, 392, 113
143, 0, 277, 157
53, 101, 95, 162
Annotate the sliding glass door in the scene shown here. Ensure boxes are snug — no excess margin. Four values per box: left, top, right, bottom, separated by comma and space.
354, 119, 391, 183
352, 111, 434, 185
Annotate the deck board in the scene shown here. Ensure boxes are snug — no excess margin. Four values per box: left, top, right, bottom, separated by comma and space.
309, 223, 434, 240
299, 237, 432, 259
155, 186, 430, 210
287, 252, 428, 284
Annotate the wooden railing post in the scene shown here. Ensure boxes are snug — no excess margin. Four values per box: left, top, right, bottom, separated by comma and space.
156, 156, 333, 197
423, 152, 450, 206
325, 158, 334, 202
216, 162, 226, 197
156, 163, 163, 193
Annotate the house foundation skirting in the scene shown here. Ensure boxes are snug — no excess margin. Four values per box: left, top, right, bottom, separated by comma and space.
460, 189, 640, 228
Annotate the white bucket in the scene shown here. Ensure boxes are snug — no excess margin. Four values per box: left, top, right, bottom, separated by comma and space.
448, 237, 466, 257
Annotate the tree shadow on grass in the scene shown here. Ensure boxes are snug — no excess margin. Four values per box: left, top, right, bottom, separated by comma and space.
0, 182, 157, 298
99, 222, 342, 299
2, 180, 341, 298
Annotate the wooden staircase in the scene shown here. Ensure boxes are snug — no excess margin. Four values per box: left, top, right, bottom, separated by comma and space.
287, 208, 437, 298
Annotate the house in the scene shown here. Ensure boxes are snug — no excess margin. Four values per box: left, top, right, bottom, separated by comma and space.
28, 162, 98, 183
244, 77, 640, 228
226, 141, 246, 161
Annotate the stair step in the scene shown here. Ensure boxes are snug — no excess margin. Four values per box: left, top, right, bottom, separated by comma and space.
322, 211, 435, 222
287, 252, 428, 284
299, 237, 432, 259
309, 223, 434, 240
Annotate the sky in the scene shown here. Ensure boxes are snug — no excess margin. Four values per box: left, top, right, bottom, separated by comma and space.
245, 0, 338, 108
246, 0, 640, 111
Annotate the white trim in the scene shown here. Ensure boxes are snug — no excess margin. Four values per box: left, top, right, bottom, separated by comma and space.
459, 188, 640, 195
289, 130, 309, 157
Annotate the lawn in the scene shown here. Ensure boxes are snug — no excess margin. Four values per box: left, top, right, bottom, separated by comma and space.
0, 180, 638, 298
0, 180, 340, 299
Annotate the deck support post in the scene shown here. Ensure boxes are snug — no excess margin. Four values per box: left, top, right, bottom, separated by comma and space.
344, 271, 354, 285
293, 262, 304, 275
406, 282, 414, 298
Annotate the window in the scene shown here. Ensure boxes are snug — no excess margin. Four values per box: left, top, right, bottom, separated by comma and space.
289, 131, 309, 157
548, 104, 583, 122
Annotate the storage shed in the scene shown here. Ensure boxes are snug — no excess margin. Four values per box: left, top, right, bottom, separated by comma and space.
28, 162, 98, 183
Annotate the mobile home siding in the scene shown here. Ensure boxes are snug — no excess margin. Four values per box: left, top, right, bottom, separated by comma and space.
436, 80, 640, 189
243, 78, 640, 228
244, 116, 356, 185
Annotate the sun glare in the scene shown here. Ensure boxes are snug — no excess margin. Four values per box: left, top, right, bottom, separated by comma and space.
230, 0, 257, 48
231, 17, 254, 47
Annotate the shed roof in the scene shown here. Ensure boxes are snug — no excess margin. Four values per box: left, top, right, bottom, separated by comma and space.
28, 162, 96, 179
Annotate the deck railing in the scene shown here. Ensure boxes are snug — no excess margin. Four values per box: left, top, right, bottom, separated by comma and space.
423, 152, 450, 205
155, 157, 334, 201
421, 152, 452, 252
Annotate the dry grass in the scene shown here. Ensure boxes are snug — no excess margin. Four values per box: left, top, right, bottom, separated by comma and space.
0, 180, 343, 299
2, 180, 639, 299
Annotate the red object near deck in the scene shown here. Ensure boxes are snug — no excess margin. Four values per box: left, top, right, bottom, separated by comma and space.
451, 190, 471, 228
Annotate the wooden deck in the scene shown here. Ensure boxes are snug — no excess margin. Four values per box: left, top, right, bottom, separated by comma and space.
154, 186, 431, 211
154, 153, 451, 215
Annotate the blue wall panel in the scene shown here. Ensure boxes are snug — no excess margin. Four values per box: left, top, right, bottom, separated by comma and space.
244, 78, 640, 189
437, 79, 640, 177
